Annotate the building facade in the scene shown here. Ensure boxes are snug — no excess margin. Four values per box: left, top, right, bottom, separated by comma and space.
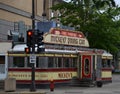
0, 0, 62, 41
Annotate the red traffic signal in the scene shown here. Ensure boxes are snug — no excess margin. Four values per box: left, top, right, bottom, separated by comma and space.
27, 30, 33, 47
25, 47, 30, 53
27, 31, 33, 36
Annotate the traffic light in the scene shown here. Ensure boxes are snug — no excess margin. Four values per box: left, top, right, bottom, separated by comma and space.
37, 31, 45, 53
37, 31, 44, 46
26, 30, 33, 47
25, 47, 30, 53
37, 48, 45, 53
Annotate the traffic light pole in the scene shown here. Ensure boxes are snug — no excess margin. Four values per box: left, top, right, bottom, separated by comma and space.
30, 0, 36, 91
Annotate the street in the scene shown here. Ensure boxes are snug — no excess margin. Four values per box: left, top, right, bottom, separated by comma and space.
45, 74, 120, 94
0, 74, 120, 94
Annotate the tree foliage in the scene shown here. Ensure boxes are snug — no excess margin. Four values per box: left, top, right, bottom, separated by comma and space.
51, 0, 120, 54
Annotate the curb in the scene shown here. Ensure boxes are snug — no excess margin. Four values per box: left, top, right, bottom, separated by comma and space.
0, 91, 46, 94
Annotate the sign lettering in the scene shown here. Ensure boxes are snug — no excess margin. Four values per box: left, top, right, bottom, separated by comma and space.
51, 36, 66, 44
50, 35, 86, 46
58, 73, 72, 78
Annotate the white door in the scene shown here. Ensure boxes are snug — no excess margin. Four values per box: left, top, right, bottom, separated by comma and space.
0, 55, 7, 80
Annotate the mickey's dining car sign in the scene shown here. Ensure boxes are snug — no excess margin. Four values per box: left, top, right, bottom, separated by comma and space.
44, 28, 89, 47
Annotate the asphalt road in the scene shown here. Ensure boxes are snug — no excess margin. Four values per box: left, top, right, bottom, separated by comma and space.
0, 74, 120, 94
45, 74, 120, 94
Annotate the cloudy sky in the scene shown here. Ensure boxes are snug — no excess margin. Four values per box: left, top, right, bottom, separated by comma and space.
64, 0, 120, 6
115, 0, 120, 6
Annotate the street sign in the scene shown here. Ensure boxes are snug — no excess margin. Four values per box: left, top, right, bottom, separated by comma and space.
30, 54, 36, 63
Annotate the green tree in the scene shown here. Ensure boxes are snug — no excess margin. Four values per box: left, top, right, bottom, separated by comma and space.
51, 0, 120, 53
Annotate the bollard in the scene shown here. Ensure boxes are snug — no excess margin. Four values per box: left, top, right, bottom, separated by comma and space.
50, 78, 54, 92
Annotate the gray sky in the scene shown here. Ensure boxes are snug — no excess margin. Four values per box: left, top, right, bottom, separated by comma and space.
115, 0, 120, 6
64, 0, 120, 6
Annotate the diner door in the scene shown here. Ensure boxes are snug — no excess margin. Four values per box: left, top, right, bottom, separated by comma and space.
82, 55, 92, 79
0, 55, 8, 80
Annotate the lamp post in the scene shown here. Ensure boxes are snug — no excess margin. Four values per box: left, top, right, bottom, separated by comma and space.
30, 0, 36, 91
30, 0, 46, 91
42, 0, 46, 20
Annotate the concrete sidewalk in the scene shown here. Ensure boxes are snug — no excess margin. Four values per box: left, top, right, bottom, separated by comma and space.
0, 88, 65, 94
0, 89, 65, 94
0, 89, 46, 94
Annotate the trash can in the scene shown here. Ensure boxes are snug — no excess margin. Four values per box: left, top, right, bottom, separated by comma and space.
4, 78, 16, 92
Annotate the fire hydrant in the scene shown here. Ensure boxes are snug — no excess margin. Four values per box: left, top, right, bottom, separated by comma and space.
50, 78, 54, 91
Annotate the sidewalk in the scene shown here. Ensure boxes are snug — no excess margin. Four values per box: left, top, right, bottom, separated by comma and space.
0, 89, 46, 94
0, 88, 65, 94
0, 86, 119, 94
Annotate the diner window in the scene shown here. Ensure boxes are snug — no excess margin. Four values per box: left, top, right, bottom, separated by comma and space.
54, 57, 62, 68
64, 58, 69, 67
48, 57, 54, 68
48, 56, 77, 68
38, 57, 48, 68
102, 59, 111, 68
107, 60, 111, 67
71, 58, 77, 67
63, 57, 77, 68
58, 57, 62, 67
103, 60, 107, 67
13, 57, 24, 67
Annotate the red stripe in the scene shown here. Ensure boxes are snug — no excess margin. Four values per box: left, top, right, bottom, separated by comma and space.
9, 68, 31, 71
36, 68, 77, 72
16, 79, 70, 84
101, 68, 112, 71
101, 78, 112, 81
8, 68, 77, 72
